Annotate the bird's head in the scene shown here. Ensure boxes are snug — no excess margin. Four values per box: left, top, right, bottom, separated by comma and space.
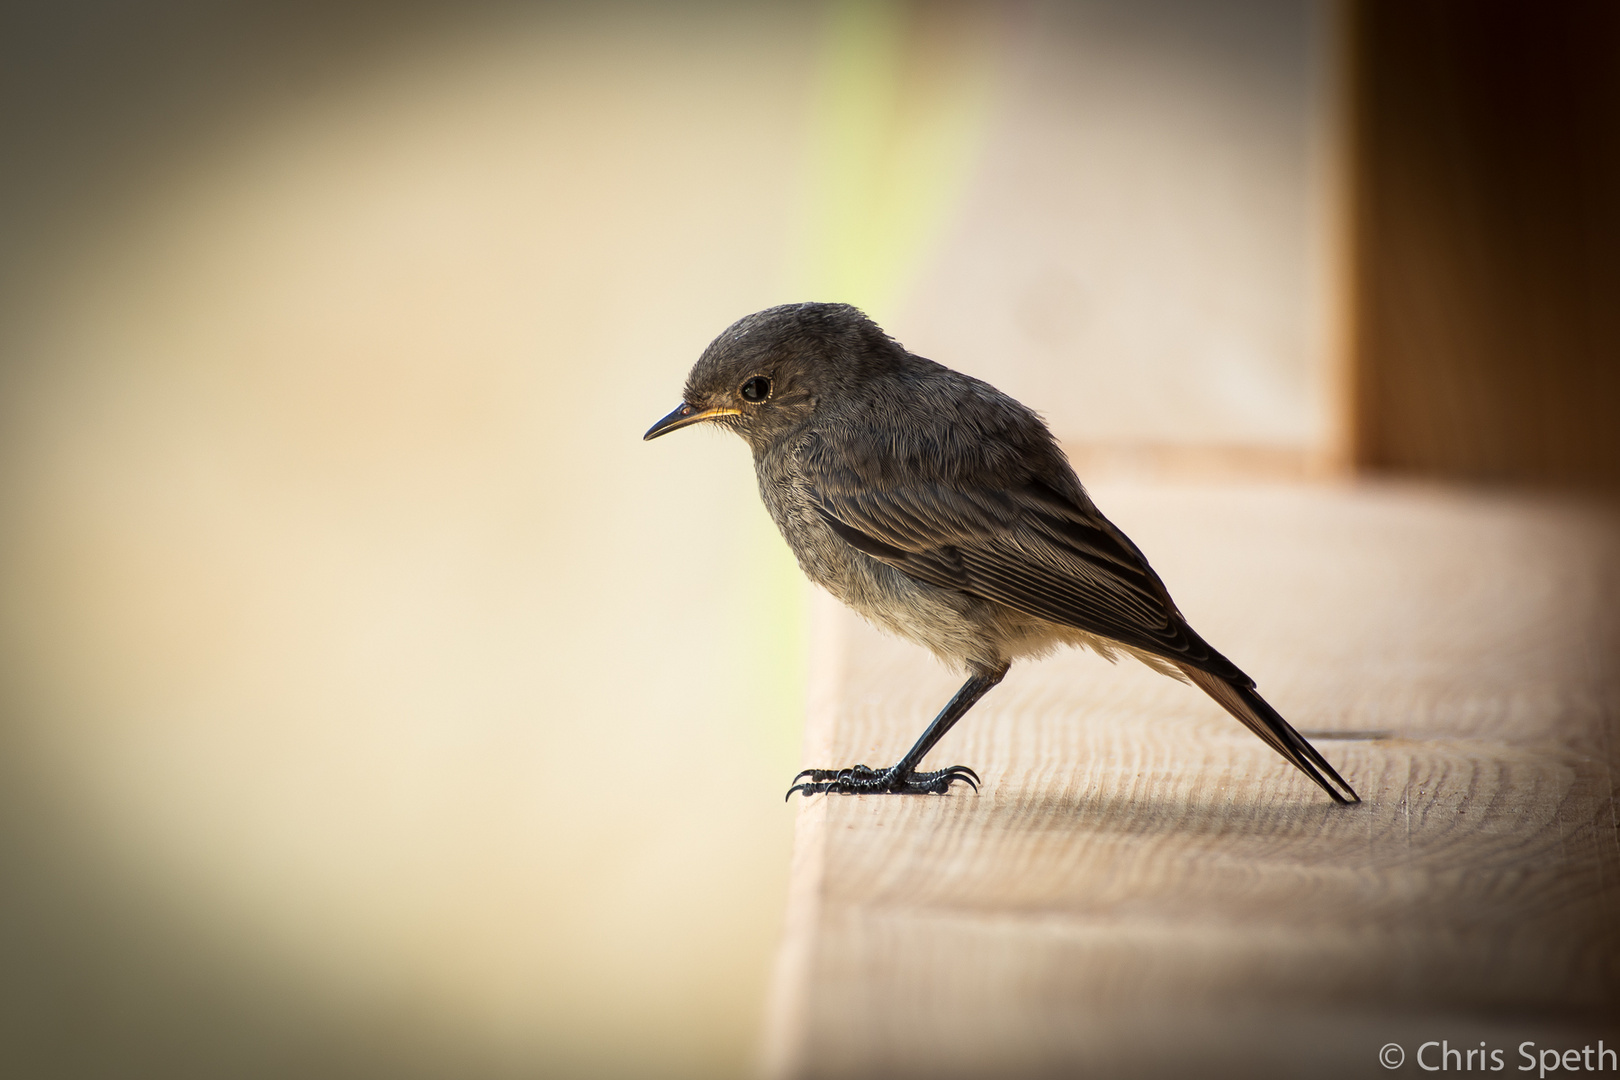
643, 302, 906, 453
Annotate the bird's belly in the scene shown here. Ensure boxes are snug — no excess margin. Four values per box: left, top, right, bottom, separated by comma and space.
757, 453, 1061, 671
840, 568, 1008, 672
775, 506, 1036, 671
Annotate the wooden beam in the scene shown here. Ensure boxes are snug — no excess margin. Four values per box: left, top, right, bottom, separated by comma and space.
765, 481, 1619, 1078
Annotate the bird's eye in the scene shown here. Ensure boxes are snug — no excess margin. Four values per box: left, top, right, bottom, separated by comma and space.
740, 375, 772, 403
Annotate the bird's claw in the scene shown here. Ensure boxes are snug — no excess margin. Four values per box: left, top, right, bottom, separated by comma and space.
785, 763, 979, 799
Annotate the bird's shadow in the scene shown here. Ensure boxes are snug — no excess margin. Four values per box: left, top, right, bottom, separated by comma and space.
956, 775, 1364, 848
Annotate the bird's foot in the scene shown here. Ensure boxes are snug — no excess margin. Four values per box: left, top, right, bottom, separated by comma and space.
785, 763, 979, 799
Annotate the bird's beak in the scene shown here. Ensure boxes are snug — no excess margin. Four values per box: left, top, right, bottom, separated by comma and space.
642, 402, 741, 441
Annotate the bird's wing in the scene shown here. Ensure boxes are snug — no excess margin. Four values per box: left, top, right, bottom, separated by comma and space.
805, 463, 1244, 679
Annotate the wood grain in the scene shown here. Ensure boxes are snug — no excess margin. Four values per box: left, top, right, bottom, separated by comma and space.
764, 481, 1620, 1079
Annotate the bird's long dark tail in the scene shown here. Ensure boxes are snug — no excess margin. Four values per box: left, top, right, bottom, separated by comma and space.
1177, 665, 1360, 805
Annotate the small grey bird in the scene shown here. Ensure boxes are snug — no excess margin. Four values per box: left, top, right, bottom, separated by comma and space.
644, 303, 1358, 804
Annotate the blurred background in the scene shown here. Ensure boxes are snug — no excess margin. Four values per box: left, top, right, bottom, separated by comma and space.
0, 1, 1613, 1078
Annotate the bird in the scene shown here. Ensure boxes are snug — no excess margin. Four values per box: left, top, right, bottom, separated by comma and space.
643, 302, 1359, 805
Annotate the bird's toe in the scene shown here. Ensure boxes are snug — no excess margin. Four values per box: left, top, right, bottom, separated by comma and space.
785, 763, 979, 798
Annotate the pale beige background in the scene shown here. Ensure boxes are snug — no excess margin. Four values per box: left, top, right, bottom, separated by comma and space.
903, 0, 1338, 452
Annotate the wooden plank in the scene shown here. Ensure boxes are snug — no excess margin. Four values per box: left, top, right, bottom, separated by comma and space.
764, 481, 1620, 1079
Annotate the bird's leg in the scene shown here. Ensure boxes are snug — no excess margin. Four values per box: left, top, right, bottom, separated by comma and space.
787, 662, 1009, 798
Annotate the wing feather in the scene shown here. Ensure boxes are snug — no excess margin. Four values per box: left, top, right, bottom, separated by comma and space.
806, 461, 1244, 680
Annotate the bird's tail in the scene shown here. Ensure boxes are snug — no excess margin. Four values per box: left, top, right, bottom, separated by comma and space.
1177, 664, 1360, 805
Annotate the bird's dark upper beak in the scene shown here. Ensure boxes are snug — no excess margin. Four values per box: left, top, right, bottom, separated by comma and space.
643, 402, 741, 441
